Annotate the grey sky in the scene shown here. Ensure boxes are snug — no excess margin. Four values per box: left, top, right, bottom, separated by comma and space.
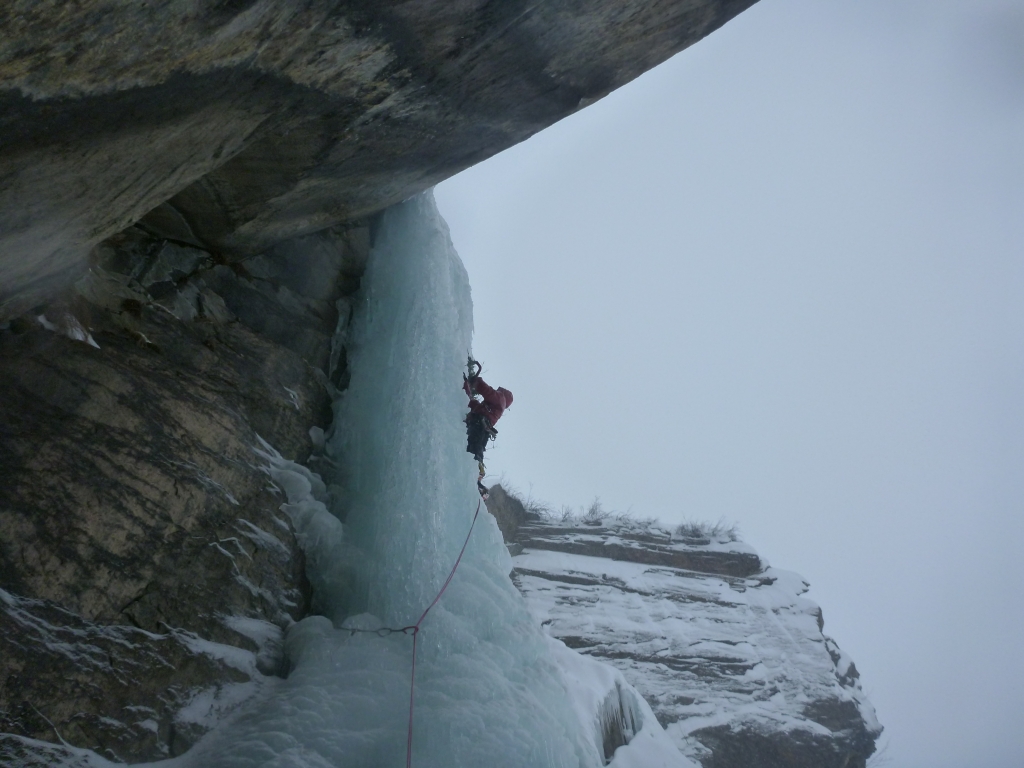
435, 1, 1024, 767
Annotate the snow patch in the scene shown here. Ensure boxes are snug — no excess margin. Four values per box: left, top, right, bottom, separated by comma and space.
36, 312, 100, 348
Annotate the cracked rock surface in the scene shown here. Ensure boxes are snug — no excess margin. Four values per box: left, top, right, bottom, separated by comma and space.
0, 224, 368, 762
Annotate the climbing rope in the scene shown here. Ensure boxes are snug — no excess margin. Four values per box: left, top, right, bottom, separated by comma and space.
343, 497, 483, 768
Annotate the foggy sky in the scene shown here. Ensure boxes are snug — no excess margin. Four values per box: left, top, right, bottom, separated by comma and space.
435, 1, 1024, 767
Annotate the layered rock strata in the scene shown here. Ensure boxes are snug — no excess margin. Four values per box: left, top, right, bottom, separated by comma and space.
486, 487, 882, 768
0, 223, 368, 762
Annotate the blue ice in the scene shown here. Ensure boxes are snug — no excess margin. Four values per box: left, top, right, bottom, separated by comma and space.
165, 193, 600, 768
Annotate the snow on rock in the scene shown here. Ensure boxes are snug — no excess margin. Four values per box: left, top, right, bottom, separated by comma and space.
1, 241, 329, 762
0, 588, 276, 764
510, 512, 882, 768
549, 638, 698, 768
36, 310, 100, 348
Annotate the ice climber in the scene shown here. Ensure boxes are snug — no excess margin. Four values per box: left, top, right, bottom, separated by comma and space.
463, 359, 512, 495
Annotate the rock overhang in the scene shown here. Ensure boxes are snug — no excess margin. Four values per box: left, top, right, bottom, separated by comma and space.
0, 0, 759, 320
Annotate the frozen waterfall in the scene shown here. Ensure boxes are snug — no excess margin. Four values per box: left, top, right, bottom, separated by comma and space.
125, 192, 689, 768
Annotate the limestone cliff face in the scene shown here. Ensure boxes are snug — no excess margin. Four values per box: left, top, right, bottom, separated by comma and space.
0, 0, 757, 320
0, 224, 368, 762
486, 487, 882, 768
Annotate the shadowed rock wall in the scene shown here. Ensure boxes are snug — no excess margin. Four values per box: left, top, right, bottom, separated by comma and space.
0, 0, 757, 319
0, 222, 369, 761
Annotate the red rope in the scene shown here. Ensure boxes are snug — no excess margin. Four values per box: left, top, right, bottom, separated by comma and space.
405, 497, 483, 768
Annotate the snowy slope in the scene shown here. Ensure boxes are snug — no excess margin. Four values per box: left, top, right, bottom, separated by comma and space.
512, 514, 881, 768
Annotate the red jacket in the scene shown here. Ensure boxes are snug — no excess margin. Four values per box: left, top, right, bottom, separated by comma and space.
464, 376, 512, 426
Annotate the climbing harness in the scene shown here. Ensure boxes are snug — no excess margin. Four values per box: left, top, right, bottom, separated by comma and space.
343, 497, 483, 768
